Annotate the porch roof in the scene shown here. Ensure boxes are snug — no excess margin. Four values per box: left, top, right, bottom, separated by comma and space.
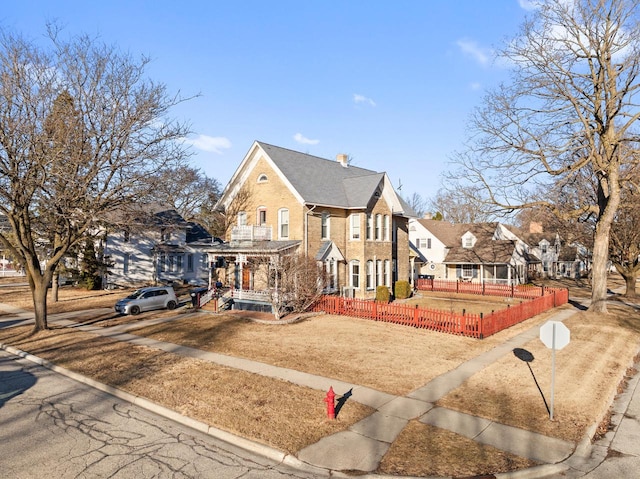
206, 240, 300, 256
444, 239, 516, 265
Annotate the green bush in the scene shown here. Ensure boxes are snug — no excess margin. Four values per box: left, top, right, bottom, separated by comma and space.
376, 285, 390, 302
394, 280, 412, 299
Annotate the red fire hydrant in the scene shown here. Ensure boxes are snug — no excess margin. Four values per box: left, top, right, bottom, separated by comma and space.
324, 386, 336, 419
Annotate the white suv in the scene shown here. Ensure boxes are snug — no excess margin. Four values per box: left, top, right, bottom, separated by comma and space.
115, 286, 178, 315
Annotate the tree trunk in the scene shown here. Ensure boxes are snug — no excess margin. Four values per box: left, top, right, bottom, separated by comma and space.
52, 271, 59, 302
590, 226, 610, 313
32, 277, 49, 332
622, 272, 638, 298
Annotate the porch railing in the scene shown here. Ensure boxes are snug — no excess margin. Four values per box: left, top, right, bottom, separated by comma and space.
230, 225, 272, 242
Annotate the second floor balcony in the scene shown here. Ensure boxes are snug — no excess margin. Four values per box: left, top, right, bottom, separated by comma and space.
231, 225, 272, 243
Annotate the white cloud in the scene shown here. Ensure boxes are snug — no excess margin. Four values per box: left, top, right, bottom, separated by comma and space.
353, 94, 376, 107
293, 133, 319, 145
470, 82, 482, 91
518, 0, 541, 10
456, 39, 493, 66
182, 134, 232, 154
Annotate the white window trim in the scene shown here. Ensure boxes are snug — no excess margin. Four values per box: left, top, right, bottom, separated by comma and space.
350, 260, 360, 288
366, 260, 374, 290
383, 215, 389, 241
321, 212, 330, 240
350, 213, 361, 240
278, 208, 289, 239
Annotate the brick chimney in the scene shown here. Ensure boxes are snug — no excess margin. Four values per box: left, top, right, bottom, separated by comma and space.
529, 222, 543, 233
336, 154, 348, 167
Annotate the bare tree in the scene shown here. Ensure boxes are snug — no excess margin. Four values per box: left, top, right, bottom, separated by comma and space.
146, 165, 221, 225
404, 192, 428, 218
254, 254, 325, 320
212, 185, 253, 239
447, 0, 640, 312
0, 26, 192, 331
427, 187, 496, 223
609, 162, 640, 296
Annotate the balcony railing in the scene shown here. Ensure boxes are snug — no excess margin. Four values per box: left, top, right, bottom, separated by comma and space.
230, 225, 272, 243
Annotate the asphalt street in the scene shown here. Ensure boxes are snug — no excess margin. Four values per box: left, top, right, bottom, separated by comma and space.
0, 350, 322, 479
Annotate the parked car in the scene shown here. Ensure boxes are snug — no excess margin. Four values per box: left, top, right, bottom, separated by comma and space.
114, 286, 178, 315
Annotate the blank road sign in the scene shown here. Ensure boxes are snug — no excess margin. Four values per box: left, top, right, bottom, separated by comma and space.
540, 321, 570, 350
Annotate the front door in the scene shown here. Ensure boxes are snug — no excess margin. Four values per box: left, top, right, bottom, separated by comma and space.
242, 267, 251, 290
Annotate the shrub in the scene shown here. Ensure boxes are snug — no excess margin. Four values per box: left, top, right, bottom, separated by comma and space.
376, 285, 390, 302
394, 280, 412, 299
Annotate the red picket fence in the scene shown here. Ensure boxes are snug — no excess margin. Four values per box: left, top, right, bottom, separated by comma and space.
311, 286, 568, 339
415, 278, 546, 299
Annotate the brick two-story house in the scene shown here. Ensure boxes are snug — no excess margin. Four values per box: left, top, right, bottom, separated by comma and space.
209, 141, 415, 299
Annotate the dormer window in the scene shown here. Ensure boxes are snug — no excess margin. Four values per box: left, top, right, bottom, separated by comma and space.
257, 174, 268, 183
462, 232, 476, 248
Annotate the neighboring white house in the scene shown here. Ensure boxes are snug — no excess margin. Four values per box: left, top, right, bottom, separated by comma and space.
409, 219, 538, 285
410, 219, 589, 284
102, 207, 218, 288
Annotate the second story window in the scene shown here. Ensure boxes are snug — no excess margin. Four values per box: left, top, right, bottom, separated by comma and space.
237, 211, 247, 226
257, 207, 267, 225
375, 214, 382, 240
350, 213, 361, 240
321, 212, 330, 240
279, 208, 289, 239
383, 215, 389, 241
366, 213, 373, 240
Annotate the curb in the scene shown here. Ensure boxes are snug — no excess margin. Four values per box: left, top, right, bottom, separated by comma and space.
0, 342, 332, 478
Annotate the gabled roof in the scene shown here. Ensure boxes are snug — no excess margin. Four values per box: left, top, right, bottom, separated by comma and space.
416, 220, 526, 265
219, 141, 415, 216
260, 142, 384, 208
415, 219, 467, 246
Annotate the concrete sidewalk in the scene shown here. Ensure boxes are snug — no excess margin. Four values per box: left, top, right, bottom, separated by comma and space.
0, 301, 638, 478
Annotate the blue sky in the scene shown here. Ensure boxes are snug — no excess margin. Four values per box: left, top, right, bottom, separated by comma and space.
3, 1, 536, 201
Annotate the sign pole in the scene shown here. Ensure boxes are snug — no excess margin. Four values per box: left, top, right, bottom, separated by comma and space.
550, 323, 556, 420
540, 320, 569, 422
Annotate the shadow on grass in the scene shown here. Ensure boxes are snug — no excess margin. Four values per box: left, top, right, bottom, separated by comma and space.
335, 388, 352, 418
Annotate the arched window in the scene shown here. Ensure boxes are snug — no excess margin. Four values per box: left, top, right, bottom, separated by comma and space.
350, 260, 360, 288
257, 173, 268, 183
366, 260, 374, 290
257, 207, 267, 225
383, 215, 390, 241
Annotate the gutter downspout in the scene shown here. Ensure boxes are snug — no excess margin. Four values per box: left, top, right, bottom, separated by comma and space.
305, 204, 317, 256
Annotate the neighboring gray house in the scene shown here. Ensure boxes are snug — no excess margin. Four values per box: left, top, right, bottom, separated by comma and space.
103, 206, 218, 288
516, 223, 586, 279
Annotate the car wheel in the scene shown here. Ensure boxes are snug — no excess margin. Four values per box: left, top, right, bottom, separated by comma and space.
130, 305, 141, 315
166, 300, 177, 310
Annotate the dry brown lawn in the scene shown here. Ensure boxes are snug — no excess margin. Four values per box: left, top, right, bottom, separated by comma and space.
0, 275, 638, 477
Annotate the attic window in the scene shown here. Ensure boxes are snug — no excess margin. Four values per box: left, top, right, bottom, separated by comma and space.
462, 232, 476, 249
257, 174, 268, 183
